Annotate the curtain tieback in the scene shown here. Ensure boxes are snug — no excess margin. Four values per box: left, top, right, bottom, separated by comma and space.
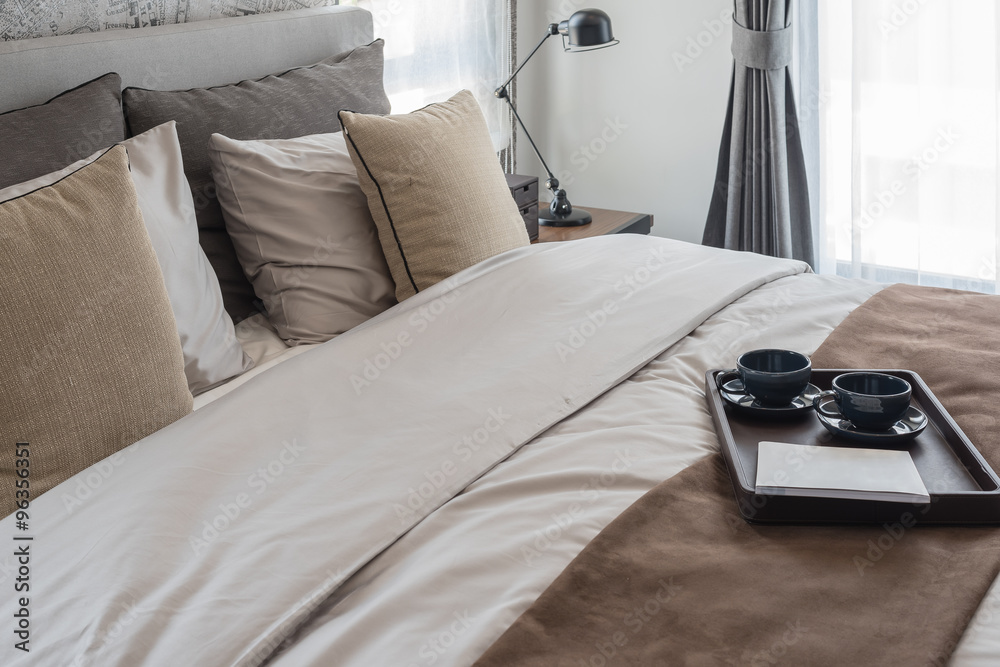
731, 18, 792, 70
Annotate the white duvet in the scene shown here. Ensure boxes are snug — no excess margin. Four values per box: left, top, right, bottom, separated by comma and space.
2, 236, 995, 666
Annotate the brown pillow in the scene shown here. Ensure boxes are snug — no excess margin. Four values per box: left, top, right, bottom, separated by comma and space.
339, 90, 530, 302
123, 40, 391, 321
0, 146, 192, 515
0, 72, 125, 190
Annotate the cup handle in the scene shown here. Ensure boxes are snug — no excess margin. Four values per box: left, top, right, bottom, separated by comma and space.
716, 369, 743, 393
813, 390, 839, 416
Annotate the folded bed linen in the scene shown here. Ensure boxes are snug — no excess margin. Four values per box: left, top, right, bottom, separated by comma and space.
0, 236, 807, 666
266, 264, 885, 667
13, 233, 1000, 665
475, 288, 1000, 666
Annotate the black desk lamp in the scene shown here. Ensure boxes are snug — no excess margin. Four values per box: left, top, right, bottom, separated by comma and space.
495, 9, 619, 227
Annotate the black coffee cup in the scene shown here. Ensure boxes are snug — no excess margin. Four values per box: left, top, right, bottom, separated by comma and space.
813, 372, 912, 431
716, 349, 812, 407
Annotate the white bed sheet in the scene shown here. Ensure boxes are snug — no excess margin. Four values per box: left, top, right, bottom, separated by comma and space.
207, 270, 1000, 667
194, 313, 313, 411
264, 272, 888, 666
6, 236, 997, 665
3, 236, 816, 666
191, 265, 1000, 666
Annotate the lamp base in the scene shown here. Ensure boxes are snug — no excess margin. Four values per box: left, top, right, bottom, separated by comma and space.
539, 208, 592, 227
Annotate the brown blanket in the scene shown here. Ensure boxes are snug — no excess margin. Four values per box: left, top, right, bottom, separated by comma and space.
475, 284, 1000, 666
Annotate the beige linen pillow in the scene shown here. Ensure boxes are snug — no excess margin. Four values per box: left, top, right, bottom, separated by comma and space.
0, 146, 193, 514
0, 122, 253, 394
339, 90, 530, 301
208, 131, 396, 344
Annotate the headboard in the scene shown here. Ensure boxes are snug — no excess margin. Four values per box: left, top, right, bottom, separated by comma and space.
0, 6, 377, 321
0, 6, 374, 113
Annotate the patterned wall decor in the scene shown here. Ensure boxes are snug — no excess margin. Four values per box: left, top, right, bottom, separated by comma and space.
1, 0, 349, 42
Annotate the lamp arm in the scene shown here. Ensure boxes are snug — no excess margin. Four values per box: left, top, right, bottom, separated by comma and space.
496, 24, 558, 93
496, 92, 557, 186
495, 24, 562, 189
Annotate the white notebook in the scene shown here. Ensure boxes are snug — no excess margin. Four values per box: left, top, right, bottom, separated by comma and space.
755, 441, 931, 504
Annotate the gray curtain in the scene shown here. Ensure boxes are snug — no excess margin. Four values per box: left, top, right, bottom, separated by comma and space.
703, 0, 814, 267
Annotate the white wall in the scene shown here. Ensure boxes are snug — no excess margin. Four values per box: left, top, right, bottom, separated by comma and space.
514, 0, 734, 243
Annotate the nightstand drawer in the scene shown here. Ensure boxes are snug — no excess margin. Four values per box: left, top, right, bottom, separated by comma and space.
510, 180, 538, 209
505, 174, 538, 208
505, 173, 540, 241
518, 203, 539, 241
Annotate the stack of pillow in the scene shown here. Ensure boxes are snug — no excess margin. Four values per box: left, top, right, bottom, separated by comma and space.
0, 39, 530, 511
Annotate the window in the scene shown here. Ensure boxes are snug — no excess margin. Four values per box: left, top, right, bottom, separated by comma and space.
347, 0, 514, 152
817, 0, 998, 293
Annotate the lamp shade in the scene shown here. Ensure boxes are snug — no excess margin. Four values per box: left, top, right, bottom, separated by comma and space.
559, 9, 615, 48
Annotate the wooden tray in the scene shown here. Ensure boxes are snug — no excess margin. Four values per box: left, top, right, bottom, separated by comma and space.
706, 369, 1000, 525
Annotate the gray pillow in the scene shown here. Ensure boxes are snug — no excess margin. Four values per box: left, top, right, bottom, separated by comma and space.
0, 72, 125, 190
122, 40, 391, 321
208, 131, 396, 345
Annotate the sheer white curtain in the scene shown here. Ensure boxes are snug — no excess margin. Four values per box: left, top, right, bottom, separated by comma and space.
817, 0, 998, 293
351, 0, 514, 153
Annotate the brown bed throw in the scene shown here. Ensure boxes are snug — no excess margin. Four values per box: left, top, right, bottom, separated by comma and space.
475, 284, 1000, 666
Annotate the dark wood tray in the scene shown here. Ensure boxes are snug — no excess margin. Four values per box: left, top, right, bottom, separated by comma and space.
706, 368, 1000, 525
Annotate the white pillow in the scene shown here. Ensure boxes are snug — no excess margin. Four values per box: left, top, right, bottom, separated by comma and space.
207, 131, 396, 345
0, 121, 253, 394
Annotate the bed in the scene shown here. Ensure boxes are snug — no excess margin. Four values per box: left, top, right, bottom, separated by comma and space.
2, 6, 1000, 666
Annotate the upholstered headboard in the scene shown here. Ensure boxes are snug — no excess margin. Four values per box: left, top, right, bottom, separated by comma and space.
0, 7, 374, 113
0, 7, 379, 320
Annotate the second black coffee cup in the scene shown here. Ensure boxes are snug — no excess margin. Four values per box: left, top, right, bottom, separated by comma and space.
716, 349, 812, 407
813, 372, 912, 431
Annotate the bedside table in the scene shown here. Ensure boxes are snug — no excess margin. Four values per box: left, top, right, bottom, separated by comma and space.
533, 205, 654, 244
